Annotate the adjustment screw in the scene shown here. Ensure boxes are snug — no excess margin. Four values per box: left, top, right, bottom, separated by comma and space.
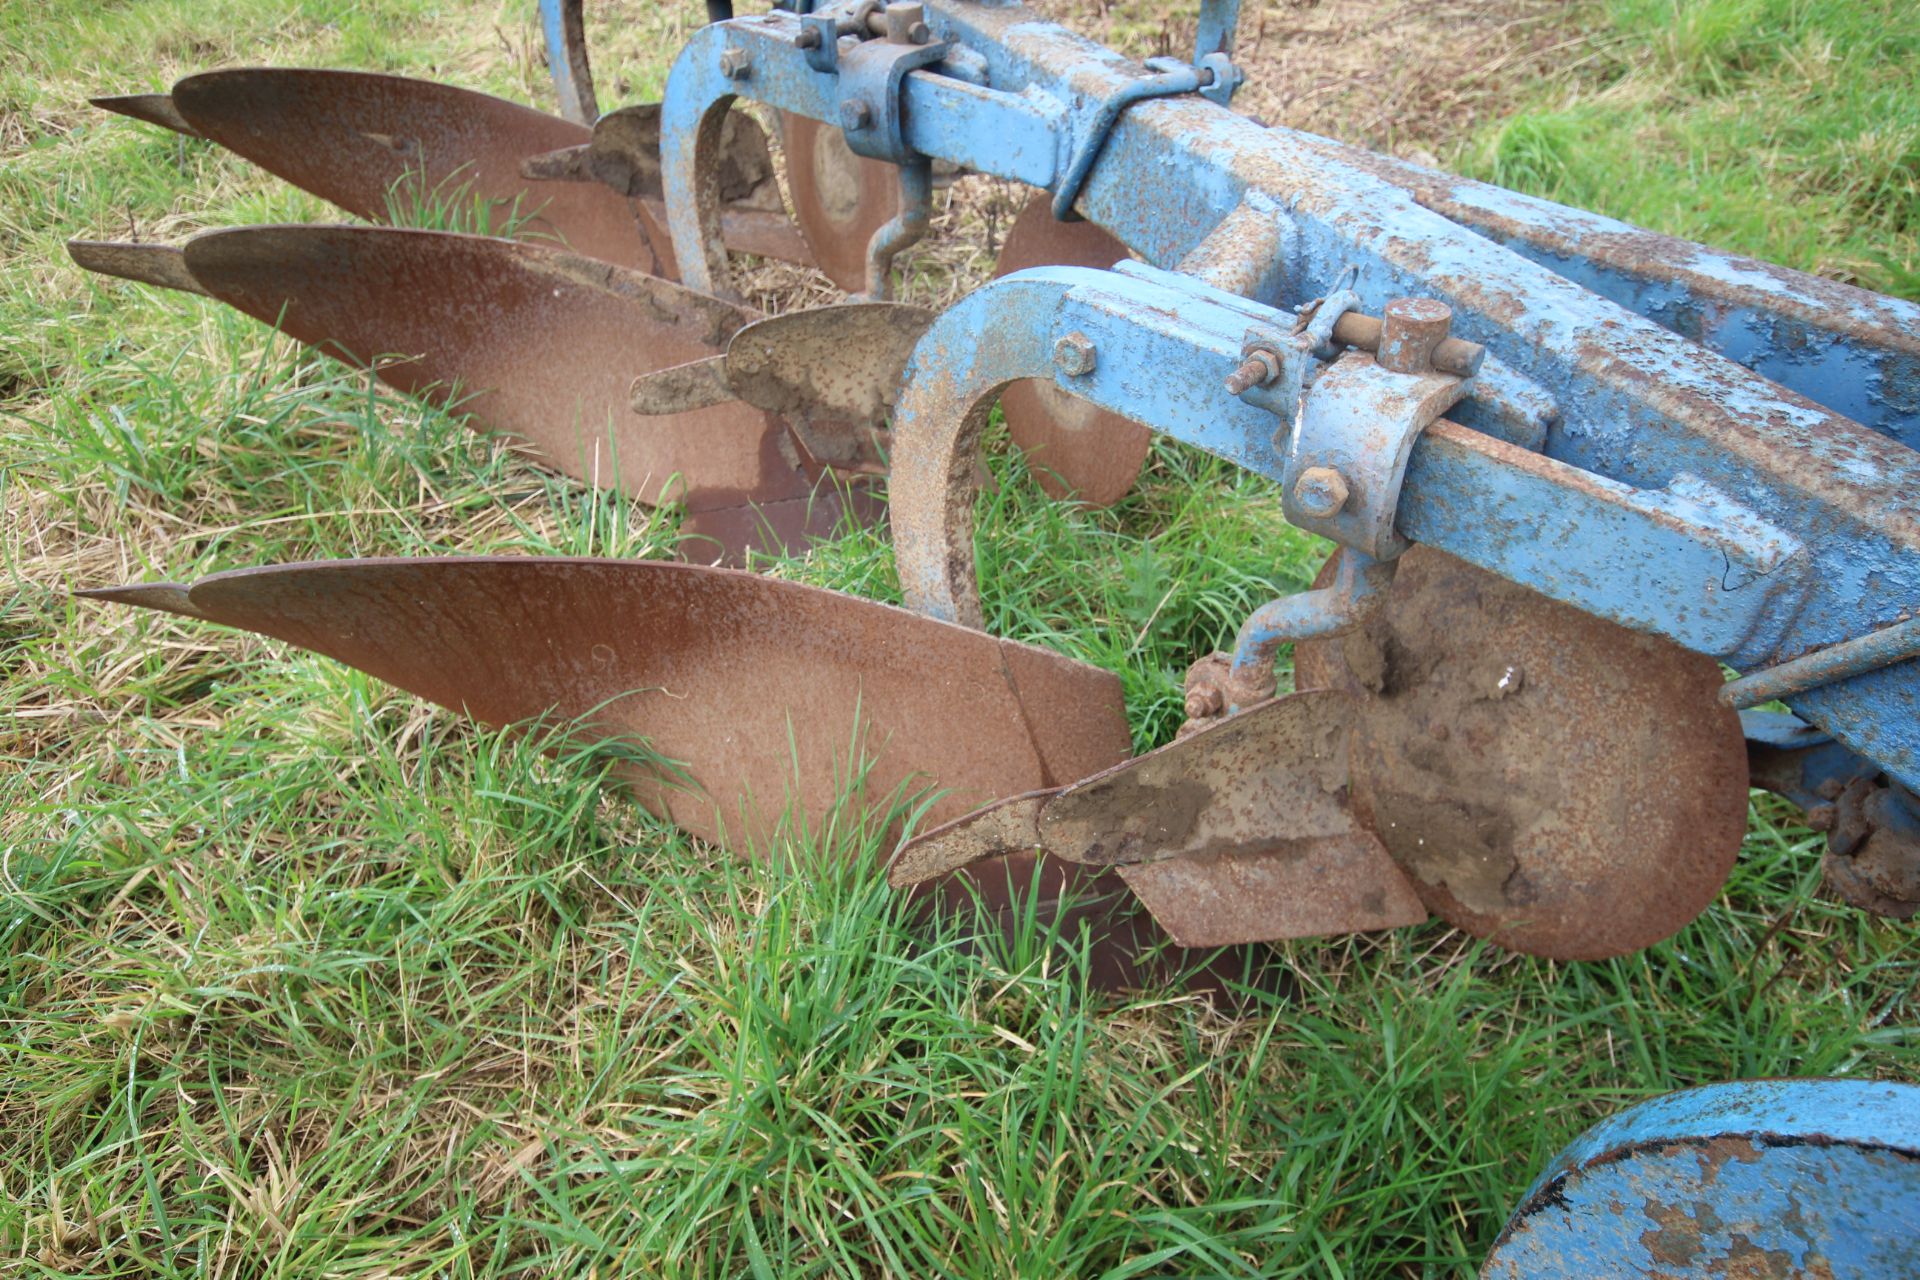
794, 27, 822, 49
1224, 348, 1279, 395
719, 47, 752, 79
840, 99, 873, 131
1053, 331, 1097, 377
1293, 466, 1350, 518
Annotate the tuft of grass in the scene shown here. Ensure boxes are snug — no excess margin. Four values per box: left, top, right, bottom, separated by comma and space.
383, 162, 557, 240
2, 1, 1915, 1278
1461, 0, 1920, 296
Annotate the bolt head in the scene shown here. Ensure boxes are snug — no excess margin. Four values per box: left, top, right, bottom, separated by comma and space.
794, 26, 822, 49
840, 99, 873, 131
1052, 331, 1097, 377
718, 47, 751, 79
1293, 466, 1350, 519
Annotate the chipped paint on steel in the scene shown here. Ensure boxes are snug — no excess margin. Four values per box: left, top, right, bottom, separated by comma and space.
1484, 1079, 1920, 1278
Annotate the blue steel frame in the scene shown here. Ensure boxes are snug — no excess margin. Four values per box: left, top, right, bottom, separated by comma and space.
546, 1, 1919, 796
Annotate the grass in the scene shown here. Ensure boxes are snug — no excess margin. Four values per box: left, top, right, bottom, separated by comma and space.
1459, 0, 1920, 297
2, 0, 1916, 1276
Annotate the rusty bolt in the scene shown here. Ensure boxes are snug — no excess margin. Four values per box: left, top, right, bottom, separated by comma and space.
1053, 331, 1097, 377
719, 47, 752, 79
1184, 686, 1224, 721
1293, 466, 1350, 518
840, 99, 873, 131
794, 26, 822, 49
1224, 348, 1279, 395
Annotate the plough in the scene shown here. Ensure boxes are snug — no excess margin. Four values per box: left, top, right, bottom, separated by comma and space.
69, 1, 1919, 1268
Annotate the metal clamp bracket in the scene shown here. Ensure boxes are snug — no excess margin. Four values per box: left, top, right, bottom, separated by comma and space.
1192, 0, 1246, 106
1229, 282, 1363, 421
1275, 296, 1475, 558
831, 17, 948, 165
798, 2, 948, 165
1053, 56, 1217, 220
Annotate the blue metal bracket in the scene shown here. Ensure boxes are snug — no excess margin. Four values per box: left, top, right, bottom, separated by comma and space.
1225, 547, 1392, 712
1195, 0, 1241, 62
538, 0, 597, 124
1281, 347, 1467, 558
836, 32, 951, 164
1052, 56, 1215, 220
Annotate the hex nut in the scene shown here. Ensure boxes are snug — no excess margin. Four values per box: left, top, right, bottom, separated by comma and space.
1053, 331, 1097, 377
718, 47, 752, 79
1293, 466, 1350, 518
840, 99, 873, 131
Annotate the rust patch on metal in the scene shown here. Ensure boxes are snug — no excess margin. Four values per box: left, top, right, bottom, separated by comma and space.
782, 113, 899, 293
992, 193, 1152, 506
1640, 1198, 1716, 1268
1117, 831, 1427, 947
83, 557, 1230, 990
93, 556, 1131, 845
170, 68, 653, 268
176, 225, 824, 557
889, 789, 1054, 886
677, 480, 889, 566
1297, 546, 1750, 960
1041, 691, 1359, 866
893, 690, 1429, 949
